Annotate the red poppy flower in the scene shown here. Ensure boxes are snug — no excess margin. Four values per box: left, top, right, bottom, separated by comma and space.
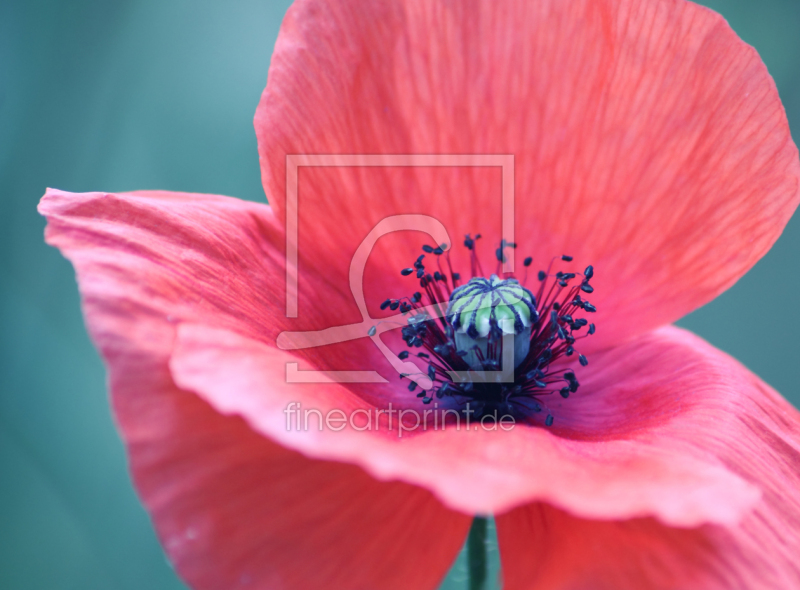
39, 0, 800, 588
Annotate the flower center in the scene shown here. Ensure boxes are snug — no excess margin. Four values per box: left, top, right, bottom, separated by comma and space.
380, 235, 596, 427
448, 274, 535, 370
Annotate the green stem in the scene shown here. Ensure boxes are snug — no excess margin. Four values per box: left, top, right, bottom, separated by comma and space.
467, 516, 488, 590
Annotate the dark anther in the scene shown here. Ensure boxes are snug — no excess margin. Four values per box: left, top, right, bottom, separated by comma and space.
560, 388, 570, 398
538, 270, 547, 281
524, 256, 533, 267
401, 268, 414, 276
408, 381, 417, 392
588, 323, 596, 335
545, 415, 554, 426
428, 365, 436, 380
433, 246, 444, 255
412, 292, 422, 303
561, 255, 573, 262
389, 301, 400, 311
584, 302, 597, 313
581, 283, 594, 293
368, 326, 377, 336
422, 245, 434, 253
433, 344, 451, 355
584, 265, 594, 279
398, 351, 409, 360
380, 299, 391, 310
579, 354, 588, 366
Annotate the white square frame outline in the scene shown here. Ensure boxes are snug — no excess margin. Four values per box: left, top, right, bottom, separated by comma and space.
283, 154, 516, 384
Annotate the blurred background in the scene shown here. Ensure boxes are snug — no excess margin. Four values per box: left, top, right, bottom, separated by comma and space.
1, 0, 798, 588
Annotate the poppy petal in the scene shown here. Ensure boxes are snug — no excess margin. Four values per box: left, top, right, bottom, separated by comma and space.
38, 188, 293, 342
37, 188, 392, 378
142, 388, 469, 590
39, 189, 469, 589
171, 322, 800, 528
496, 501, 800, 589
256, 0, 800, 352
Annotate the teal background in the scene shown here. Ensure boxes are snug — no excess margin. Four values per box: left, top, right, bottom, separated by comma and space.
0, 1, 798, 588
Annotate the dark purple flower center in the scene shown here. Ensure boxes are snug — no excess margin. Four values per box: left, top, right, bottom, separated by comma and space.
379, 235, 597, 427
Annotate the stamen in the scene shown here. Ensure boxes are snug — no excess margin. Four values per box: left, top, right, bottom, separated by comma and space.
381, 236, 597, 426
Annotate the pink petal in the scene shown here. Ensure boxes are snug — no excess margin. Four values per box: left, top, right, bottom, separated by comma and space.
496, 501, 800, 589
140, 387, 468, 590
256, 0, 800, 352
38, 188, 290, 343
39, 189, 469, 589
169, 322, 800, 527
37, 188, 405, 406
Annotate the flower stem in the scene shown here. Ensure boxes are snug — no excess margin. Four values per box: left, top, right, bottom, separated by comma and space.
467, 516, 488, 590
